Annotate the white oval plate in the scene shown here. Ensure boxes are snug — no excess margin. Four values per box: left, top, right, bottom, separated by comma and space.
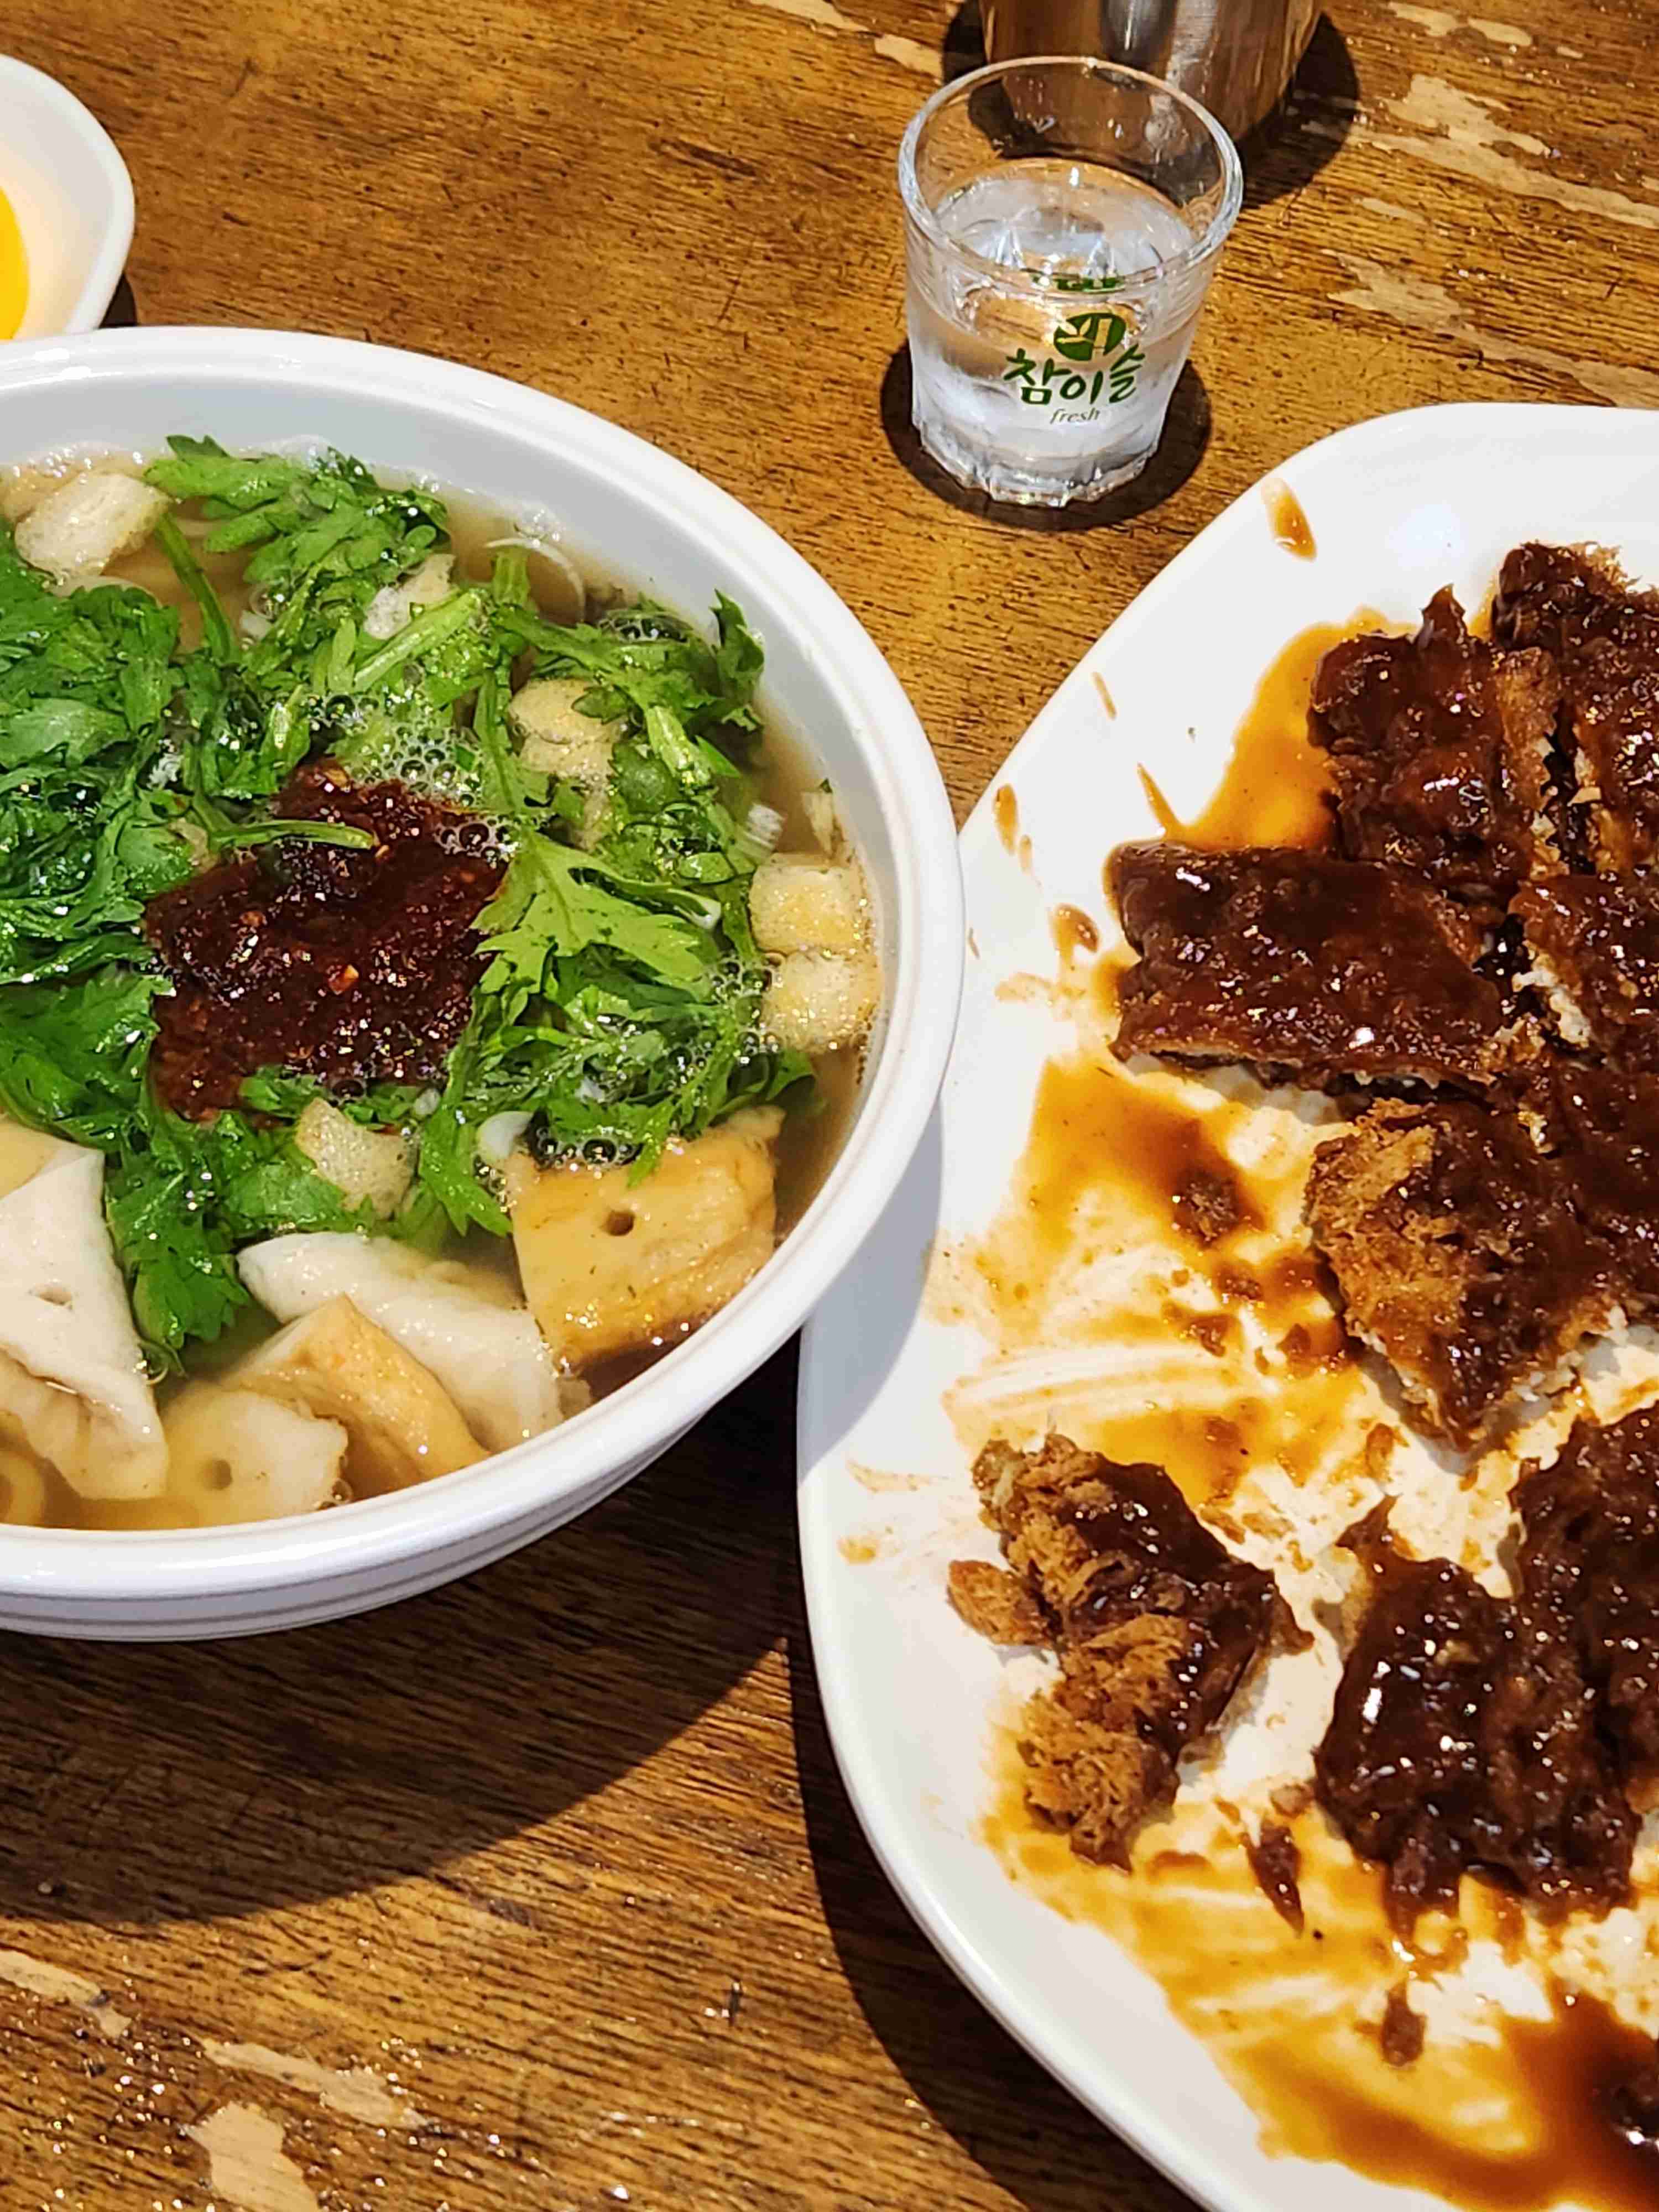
797, 403, 1659, 2212
0, 56, 133, 336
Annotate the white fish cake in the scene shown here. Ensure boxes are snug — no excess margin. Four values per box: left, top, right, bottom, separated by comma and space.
163, 1382, 348, 1525
0, 1143, 165, 1499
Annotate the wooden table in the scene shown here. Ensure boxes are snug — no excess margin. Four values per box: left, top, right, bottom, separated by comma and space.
0, 1, 1652, 2204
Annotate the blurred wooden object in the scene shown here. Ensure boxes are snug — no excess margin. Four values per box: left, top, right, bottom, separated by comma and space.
1, 0, 1652, 2202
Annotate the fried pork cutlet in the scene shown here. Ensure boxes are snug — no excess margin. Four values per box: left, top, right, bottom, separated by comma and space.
1517, 1406, 1659, 1782
967, 1437, 1279, 1866
1512, 873, 1659, 1068
1302, 1098, 1611, 1451
1109, 843, 1519, 1092
1494, 543, 1659, 872
1311, 587, 1562, 922
1313, 1531, 1635, 1928
1540, 1058, 1659, 1313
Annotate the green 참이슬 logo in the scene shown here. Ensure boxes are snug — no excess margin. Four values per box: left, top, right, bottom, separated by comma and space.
1003, 304, 1146, 410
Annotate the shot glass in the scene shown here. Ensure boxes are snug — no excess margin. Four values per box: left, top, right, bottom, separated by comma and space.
899, 58, 1242, 507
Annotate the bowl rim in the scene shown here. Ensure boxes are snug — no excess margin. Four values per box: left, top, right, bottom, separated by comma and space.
0, 324, 965, 1598
0, 56, 135, 335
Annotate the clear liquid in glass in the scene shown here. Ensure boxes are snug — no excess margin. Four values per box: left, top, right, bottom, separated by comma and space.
909, 159, 1201, 505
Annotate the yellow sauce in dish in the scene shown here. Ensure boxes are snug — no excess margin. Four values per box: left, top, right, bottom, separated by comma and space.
0, 186, 28, 337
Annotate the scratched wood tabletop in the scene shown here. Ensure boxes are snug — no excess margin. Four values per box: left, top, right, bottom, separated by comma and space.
0, 0, 1652, 2204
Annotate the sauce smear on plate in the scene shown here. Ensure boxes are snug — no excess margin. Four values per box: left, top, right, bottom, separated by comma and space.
1138, 615, 1396, 852
985, 1756, 1659, 2212
943, 1043, 1373, 1507
1265, 479, 1317, 559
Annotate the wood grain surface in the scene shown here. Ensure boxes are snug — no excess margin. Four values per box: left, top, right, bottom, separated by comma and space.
0, 0, 1650, 2204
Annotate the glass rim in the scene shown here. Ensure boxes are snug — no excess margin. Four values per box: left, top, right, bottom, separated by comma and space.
896, 55, 1244, 299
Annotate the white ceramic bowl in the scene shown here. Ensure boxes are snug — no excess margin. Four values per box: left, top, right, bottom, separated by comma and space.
0, 58, 133, 335
0, 326, 964, 1639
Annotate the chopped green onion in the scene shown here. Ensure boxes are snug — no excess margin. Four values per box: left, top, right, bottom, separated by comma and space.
207, 818, 376, 854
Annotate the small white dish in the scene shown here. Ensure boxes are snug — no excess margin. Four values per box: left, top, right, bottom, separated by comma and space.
0, 324, 963, 1638
1, 56, 134, 336
798, 403, 1659, 2212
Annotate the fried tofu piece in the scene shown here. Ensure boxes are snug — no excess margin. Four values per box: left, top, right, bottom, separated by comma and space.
294, 1099, 415, 1219
238, 1232, 571, 1454
968, 1436, 1279, 1865
760, 948, 881, 1052
749, 854, 869, 956
1109, 842, 1518, 1092
0, 1118, 62, 1202
1512, 873, 1659, 1069
507, 1109, 781, 1369
1311, 587, 1562, 920
362, 552, 456, 640
231, 1296, 486, 1495
15, 471, 170, 586
1494, 543, 1659, 873
1303, 1098, 1611, 1449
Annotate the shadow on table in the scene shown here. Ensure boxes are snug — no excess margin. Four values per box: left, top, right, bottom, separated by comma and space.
0, 1344, 796, 1926
101, 275, 138, 328
1239, 16, 1359, 210
930, 4, 1357, 206
786, 1624, 1193, 2212
880, 345, 1211, 532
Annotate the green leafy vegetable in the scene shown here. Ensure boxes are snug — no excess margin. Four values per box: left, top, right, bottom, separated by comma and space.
107, 1093, 375, 1363
0, 440, 819, 1360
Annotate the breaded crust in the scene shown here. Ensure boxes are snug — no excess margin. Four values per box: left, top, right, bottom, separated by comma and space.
963, 1437, 1280, 1865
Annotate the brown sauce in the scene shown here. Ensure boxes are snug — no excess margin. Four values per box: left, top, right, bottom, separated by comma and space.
1137, 615, 1392, 853
1168, 1307, 1239, 1359
1090, 941, 1132, 1022
994, 784, 1020, 853
1264, 478, 1317, 560
995, 1057, 1262, 1271
1093, 672, 1118, 718
1051, 904, 1099, 962
1138, 765, 1183, 838
948, 1048, 1374, 1506
984, 1751, 1659, 2212
962, 1017, 1659, 2202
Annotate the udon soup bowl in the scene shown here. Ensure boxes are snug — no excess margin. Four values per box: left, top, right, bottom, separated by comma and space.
0, 326, 964, 1639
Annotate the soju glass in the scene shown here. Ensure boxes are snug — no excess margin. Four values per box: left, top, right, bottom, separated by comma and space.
899, 58, 1242, 507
